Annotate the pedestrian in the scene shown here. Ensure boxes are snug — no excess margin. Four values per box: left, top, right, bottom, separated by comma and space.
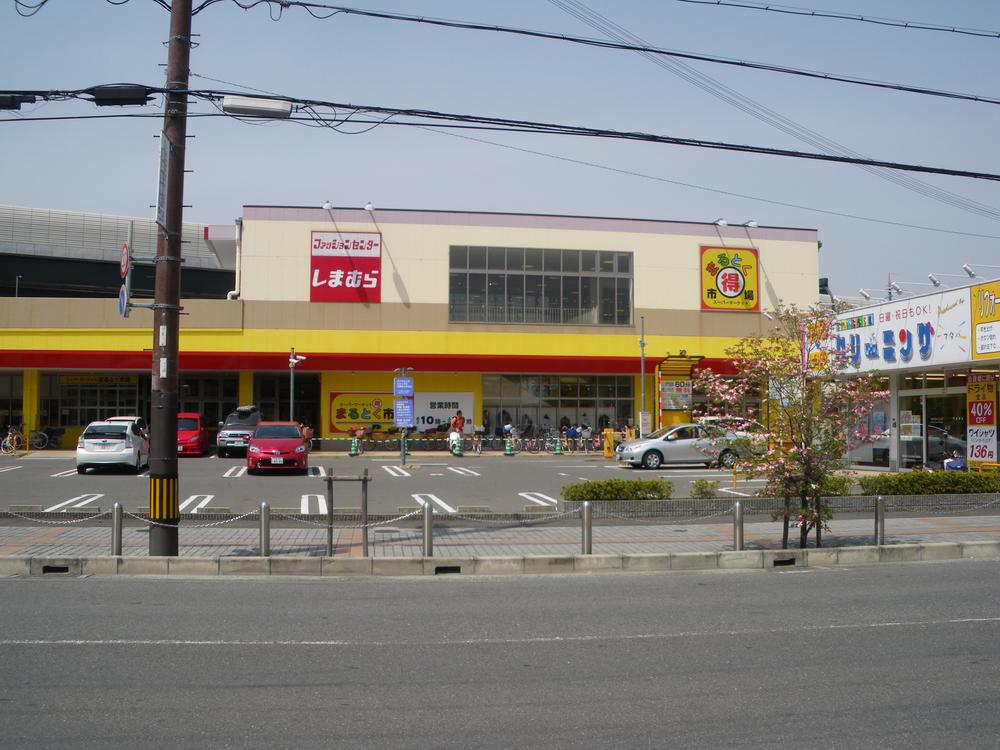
448, 409, 466, 451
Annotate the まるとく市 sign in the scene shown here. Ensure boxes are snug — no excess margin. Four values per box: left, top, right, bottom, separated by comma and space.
700, 246, 759, 312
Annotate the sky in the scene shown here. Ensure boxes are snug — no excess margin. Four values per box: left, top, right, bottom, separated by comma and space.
2, 0, 999, 300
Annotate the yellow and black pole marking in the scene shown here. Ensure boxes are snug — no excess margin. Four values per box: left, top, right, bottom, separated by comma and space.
149, 476, 180, 523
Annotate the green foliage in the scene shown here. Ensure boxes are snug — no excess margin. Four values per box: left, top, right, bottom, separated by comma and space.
857, 471, 1000, 496
689, 479, 719, 499
562, 478, 673, 502
819, 474, 853, 496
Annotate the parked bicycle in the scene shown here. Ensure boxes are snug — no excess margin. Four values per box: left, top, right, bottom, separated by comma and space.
1, 425, 49, 454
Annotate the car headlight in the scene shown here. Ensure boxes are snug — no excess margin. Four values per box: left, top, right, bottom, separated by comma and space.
249, 446, 261, 453
295, 445, 306, 453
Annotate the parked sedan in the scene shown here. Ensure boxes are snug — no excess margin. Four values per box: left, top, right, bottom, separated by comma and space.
617, 423, 738, 469
247, 421, 309, 474
177, 412, 209, 456
76, 421, 150, 474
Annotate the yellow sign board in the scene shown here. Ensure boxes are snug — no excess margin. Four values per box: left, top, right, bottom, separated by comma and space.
700, 246, 760, 312
971, 280, 1000, 360
58, 375, 138, 386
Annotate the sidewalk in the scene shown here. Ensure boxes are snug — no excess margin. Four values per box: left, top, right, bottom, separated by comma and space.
1, 514, 998, 559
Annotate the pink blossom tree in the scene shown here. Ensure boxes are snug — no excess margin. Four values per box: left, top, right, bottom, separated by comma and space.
695, 304, 887, 548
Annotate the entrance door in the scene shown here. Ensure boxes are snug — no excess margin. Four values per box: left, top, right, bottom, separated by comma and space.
925, 394, 967, 467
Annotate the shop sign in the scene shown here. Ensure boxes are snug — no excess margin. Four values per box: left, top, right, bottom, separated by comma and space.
833, 289, 971, 372
971, 280, 1000, 360
310, 231, 381, 303
58, 375, 138, 385
700, 246, 759, 312
660, 380, 692, 410
967, 373, 997, 467
328, 391, 474, 434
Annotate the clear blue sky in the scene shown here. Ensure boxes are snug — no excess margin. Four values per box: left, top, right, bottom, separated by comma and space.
2, 0, 999, 299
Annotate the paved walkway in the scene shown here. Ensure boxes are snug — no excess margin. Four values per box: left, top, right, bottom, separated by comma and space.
0, 514, 997, 558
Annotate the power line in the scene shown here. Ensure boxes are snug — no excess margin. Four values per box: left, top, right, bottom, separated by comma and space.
674, 0, 1000, 39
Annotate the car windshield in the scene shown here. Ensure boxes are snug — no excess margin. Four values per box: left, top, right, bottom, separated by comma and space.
177, 418, 199, 431
643, 428, 672, 439
254, 425, 300, 439
225, 413, 260, 427
83, 425, 128, 439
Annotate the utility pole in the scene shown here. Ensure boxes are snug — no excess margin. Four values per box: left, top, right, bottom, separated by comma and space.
149, 0, 192, 556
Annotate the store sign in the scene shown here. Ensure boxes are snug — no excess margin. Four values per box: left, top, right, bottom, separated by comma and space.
310, 231, 382, 303
833, 289, 971, 372
700, 246, 759, 312
58, 375, 138, 385
971, 280, 1000, 360
660, 380, 692, 410
967, 373, 997, 467
328, 391, 474, 434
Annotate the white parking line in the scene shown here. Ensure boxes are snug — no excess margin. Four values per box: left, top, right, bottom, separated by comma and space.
224, 466, 247, 478
447, 466, 480, 477
382, 465, 411, 478
50, 468, 78, 478
309, 466, 327, 477
44, 493, 104, 513
0, 466, 23, 474
301, 494, 327, 515
719, 487, 751, 497
179, 494, 214, 513
412, 494, 456, 513
518, 492, 560, 507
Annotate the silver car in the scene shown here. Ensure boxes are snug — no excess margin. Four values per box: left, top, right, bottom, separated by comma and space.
617, 423, 738, 469
76, 421, 150, 474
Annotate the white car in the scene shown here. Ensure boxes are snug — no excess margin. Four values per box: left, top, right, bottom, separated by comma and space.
76, 421, 150, 474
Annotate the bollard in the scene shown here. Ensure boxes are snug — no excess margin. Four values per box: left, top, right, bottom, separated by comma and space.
260, 501, 271, 557
325, 475, 334, 557
348, 437, 359, 457
552, 436, 563, 455
422, 501, 433, 557
581, 501, 592, 555
504, 438, 513, 456
361, 468, 370, 558
874, 495, 885, 546
733, 500, 744, 551
111, 502, 123, 556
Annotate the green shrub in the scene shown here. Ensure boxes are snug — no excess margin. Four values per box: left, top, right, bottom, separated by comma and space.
857, 471, 1000, 496
689, 479, 719, 499
562, 478, 673, 502
819, 474, 853, 496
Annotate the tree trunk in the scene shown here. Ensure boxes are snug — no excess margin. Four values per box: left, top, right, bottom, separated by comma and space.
781, 497, 791, 549
815, 498, 823, 548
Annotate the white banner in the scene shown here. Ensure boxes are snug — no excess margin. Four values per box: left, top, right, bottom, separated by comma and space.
412, 392, 475, 434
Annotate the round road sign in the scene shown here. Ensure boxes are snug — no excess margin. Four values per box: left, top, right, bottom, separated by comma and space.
120, 242, 130, 279
118, 284, 129, 318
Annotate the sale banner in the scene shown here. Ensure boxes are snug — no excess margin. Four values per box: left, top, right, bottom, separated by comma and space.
700, 246, 760, 312
967, 373, 997, 468
310, 231, 382, 302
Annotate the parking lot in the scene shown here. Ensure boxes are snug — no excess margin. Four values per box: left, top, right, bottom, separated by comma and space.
0, 451, 763, 515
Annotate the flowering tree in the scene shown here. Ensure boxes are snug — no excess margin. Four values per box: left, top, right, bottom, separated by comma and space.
694, 304, 887, 548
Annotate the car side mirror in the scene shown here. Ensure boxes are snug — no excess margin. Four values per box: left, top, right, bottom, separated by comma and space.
218, 422, 224, 429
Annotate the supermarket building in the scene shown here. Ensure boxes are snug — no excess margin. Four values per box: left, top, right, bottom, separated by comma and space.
0, 204, 820, 445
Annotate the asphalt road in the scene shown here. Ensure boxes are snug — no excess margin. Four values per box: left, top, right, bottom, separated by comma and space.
0, 452, 760, 514
0, 560, 996, 749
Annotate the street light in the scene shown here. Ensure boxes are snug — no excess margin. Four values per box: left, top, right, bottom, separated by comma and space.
963, 263, 1000, 279
288, 347, 307, 422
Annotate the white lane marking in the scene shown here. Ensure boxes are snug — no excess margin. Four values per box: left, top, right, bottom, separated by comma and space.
448, 466, 480, 477
301, 494, 327, 515
429, 473, 444, 476
0, 466, 23, 474
224, 466, 247, 478
558, 472, 569, 476
719, 487, 751, 497
50, 468, 78, 478
180, 494, 214, 513
518, 492, 559, 507
5, 617, 999, 647
309, 466, 327, 477
44, 493, 104, 513
412, 494, 456, 513
382, 465, 410, 478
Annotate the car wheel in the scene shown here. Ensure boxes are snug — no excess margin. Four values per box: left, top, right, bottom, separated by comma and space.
718, 450, 737, 469
76, 465, 86, 474
641, 451, 663, 469
218, 448, 227, 458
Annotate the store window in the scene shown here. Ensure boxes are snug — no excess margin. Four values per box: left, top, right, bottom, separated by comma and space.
450, 246, 633, 325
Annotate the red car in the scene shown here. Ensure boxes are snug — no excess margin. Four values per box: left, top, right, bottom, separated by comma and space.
247, 421, 309, 474
177, 412, 208, 456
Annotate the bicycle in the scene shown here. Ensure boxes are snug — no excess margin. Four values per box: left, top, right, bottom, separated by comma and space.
1, 425, 44, 454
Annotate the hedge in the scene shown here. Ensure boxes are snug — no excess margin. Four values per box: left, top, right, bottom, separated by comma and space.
562, 478, 673, 502
857, 471, 1000, 496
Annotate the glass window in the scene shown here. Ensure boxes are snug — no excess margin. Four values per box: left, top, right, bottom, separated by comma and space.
524, 248, 542, 271
616, 253, 631, 273
525, 275, 543, 323
562, 276, 580, 323
483, 375, 502, 398
544, 276, 561, 323
562, 250, 579, 272
487, 274, 506, 322
507, 248, 524, 271
450, 246, 467, 269
488, 247, 505, 270
616, 278, 631, 325
544, 249, 561, 272
468, 274, 486, 321
507, 275, 524, 323
449, 273, 468, 321
599, 277, 616, 324
581, 251, 597, 272
580, 277, 597, 324
468, 247, 486, 270
599, 252, 615, 272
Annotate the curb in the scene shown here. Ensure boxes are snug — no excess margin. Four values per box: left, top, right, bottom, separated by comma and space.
1, 541, 997, 578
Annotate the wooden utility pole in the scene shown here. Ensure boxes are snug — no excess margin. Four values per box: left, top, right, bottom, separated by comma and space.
149, 0, 192, 556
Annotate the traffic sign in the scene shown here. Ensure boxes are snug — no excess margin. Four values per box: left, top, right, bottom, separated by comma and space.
118, 284, 130, 318
119, 242, 130, 279
394, 398, 414, 428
